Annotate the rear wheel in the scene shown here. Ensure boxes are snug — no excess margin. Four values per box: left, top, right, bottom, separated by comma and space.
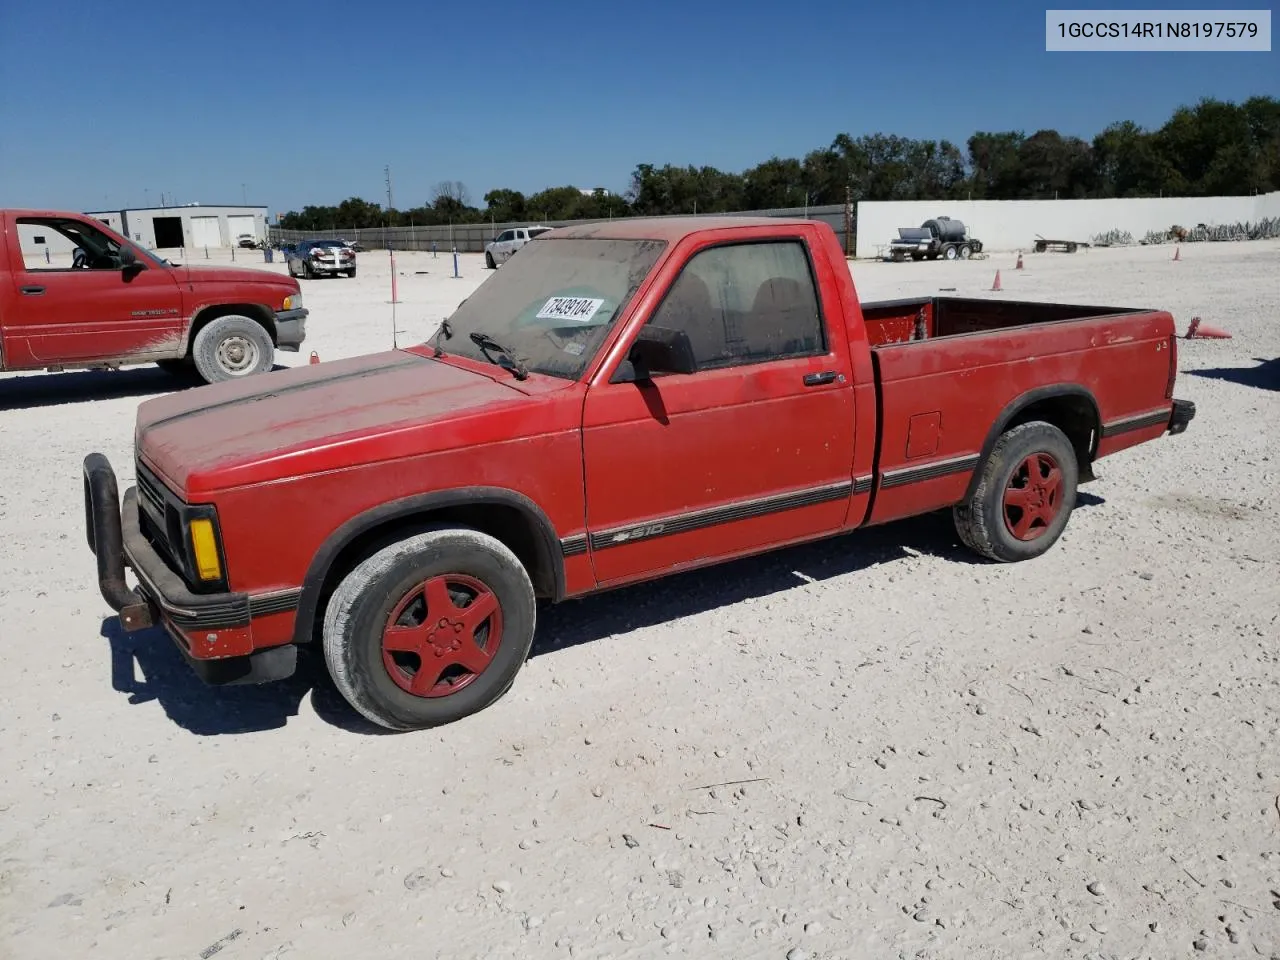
958, 244, 972, 259
322, 527, 536, 731
943, 244, 958, 260
346, 267, 357, 278
953, 421, 1078, 562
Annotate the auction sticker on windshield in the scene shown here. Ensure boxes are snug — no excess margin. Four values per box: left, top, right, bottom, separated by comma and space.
536, 296, 605, 323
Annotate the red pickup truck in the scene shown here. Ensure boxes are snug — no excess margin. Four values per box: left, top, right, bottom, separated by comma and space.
1, 209, 307, 383
84, 217, 1195, 731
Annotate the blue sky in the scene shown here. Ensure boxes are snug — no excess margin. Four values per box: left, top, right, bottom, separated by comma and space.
0, 0, 1275, 216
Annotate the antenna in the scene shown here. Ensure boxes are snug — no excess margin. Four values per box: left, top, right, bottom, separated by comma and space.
385, 164, 399, 348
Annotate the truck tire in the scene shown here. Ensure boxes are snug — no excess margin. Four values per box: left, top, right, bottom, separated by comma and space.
191, 315, 275, 383
943, 244, 958, 260
953, 421, 1078, 563
322, 526, 537, 731
958, 244, 972, 259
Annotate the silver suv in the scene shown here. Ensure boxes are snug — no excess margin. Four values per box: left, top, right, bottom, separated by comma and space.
484, 225, 553, 268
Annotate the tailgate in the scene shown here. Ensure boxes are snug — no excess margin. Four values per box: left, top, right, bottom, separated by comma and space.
863, 309, 1177, 526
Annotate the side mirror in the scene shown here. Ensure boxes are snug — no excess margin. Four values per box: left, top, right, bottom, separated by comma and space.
611, 325, 697, 383
119, 246, 144, 273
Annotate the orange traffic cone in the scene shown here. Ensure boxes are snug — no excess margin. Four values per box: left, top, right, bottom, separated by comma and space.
1184, 316, 1231, 339
309, 350, 320, 364
1015, 252, 1024, 270
1172, 246, 1181, 261
991, 270, 1002, 291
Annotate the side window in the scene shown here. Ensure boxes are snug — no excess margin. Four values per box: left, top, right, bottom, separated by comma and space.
496, 230, 514, 243
18, 217, 122, 272
645, 240, 826, 371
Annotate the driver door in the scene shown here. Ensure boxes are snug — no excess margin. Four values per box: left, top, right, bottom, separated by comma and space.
7, 217, 185, 365
580, 235, 856, 587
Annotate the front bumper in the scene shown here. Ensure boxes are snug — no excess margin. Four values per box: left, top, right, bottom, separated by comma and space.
274, 307, 308, 351
83, 453, 298, 685
1168, 398, 1196, 435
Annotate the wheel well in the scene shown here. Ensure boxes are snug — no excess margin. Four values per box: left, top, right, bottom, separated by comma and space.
303, 503, 558, 644
1003, 394, 1098, 474
187, 304, 276, 355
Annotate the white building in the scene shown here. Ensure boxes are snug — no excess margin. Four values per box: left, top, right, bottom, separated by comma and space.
85, 204, 269, 251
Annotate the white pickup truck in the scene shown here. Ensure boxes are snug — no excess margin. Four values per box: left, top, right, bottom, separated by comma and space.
484, 225, 553, 268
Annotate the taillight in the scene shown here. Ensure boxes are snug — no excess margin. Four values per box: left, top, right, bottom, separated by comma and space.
1165, 333, 1177, 398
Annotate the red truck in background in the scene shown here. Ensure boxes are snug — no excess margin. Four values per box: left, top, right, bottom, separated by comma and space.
85, 216, 1195, 732
1, 210, 307, 383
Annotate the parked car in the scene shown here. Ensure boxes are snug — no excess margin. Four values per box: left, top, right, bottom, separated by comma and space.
236, 234, 257, 249
1, 208, 307, 383
85, 216, 1195, 731
285, 239, 357, 279
484, 225, 553, 268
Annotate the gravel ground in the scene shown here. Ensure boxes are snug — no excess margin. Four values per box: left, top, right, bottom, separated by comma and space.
1, 239, 1277, 960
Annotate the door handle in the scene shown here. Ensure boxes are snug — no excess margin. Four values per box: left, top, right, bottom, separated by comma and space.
803, 370, 838, 386
21, 285, 45, 296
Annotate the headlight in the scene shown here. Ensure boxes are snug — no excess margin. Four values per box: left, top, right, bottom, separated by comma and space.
282, 293, 303, 311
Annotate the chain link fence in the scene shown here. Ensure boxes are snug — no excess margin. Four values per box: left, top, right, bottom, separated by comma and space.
268, 204, 854, 254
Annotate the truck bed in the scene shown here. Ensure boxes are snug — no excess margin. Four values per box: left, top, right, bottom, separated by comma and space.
855, 296, 1177, 529
860, 296, 1149, 346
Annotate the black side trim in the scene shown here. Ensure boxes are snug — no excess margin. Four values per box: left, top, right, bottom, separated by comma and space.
1100, 407, 1172, 438
143, 353, 424, 431
853, 475, 874, 494
880, 454, 979, 489
964, 384, 1102, 501
249, 589, 302, 617
560, 534, 588, 557
291, 487, 567, 646
588, 481, 852, 551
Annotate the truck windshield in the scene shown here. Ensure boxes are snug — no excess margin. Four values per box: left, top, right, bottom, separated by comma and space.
436, 237, 667, 380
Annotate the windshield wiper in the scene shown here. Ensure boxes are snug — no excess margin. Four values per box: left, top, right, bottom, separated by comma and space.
431, 318, 453, 357
469, 331, 529, 380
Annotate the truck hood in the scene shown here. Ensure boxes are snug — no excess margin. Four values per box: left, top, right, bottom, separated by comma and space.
175, 263, 290, 284
135, 351, 530, 496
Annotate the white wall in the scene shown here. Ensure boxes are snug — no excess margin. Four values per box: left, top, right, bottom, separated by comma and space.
113, 206, 268, 250
855, 191, 1280, 258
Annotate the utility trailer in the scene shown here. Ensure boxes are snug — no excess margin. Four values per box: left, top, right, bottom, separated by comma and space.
887, 217, 983, 262
1032, 237, 1090, 253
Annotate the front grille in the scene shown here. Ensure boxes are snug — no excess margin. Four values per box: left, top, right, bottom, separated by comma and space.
135, 459, 184, 575
136, 466, 165, 518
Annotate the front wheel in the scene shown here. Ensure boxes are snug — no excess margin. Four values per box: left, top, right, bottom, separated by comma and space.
323, 527, 537, 731
191, 315, 275, 383
485, 252, 496, 269
953, 421, 1078, 562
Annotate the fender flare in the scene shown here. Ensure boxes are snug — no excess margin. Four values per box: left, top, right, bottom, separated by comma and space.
291, 486, 567, 646
964, 384, 1101, 501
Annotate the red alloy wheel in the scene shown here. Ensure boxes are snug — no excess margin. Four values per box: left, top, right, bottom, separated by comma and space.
381, 574, 503, 698
1002, 452, 1064, 541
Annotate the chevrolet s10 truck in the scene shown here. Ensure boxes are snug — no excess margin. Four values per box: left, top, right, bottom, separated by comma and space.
85, 217, 1195, 730
1, 209, 307, 383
